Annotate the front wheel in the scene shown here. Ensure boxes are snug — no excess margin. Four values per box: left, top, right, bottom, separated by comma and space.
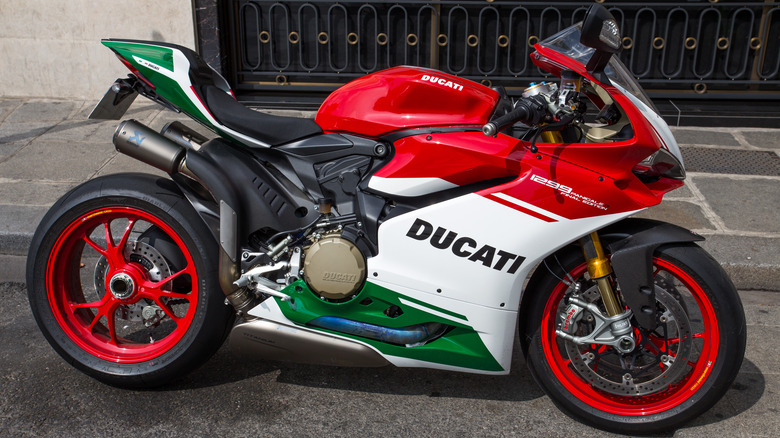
27, 174, 234, 388
524, 243, 746, 434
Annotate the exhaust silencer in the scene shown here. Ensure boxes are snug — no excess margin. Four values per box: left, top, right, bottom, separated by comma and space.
113, 119, 185, 174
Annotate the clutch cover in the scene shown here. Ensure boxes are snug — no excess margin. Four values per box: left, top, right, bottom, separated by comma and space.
303, 233, 366, 301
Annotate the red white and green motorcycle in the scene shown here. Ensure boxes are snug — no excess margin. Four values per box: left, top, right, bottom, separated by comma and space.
27, 5, 745, 434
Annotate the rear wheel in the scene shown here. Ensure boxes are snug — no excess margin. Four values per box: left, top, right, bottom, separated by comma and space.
27, 174, 233, 388
525, 243, 746, 434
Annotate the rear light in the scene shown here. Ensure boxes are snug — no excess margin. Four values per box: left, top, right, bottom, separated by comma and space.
115, 54, 156, 90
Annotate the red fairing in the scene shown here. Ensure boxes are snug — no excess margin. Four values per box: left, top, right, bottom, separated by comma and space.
480, 153, 647, 221
527, 45, 683, 206
374, 132, 523, 185
528, 47, 660, 180
316, 66, 499, 137
373, 131, 647, 220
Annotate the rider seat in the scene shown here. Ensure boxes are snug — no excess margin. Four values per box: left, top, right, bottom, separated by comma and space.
203, 85, 323, 147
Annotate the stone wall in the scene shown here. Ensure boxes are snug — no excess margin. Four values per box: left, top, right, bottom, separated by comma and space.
0, 0, 195, 99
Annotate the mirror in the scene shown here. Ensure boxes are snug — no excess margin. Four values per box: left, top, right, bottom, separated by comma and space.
580, 4, 621, 73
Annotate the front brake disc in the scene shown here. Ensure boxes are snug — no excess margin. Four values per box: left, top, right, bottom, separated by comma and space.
563, 287, 693, 396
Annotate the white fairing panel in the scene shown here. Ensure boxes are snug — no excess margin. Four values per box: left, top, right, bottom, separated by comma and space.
368, 176, 458, 197
370, 193, 635, 308
366, 193, 639, 371
247, 192, 638, 373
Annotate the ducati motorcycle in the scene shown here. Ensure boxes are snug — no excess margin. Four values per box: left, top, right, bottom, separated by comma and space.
27, 5, 745, 434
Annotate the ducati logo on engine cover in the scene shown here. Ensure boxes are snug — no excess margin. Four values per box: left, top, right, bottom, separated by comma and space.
322, 271, 358, 283
406, 218, 525, 274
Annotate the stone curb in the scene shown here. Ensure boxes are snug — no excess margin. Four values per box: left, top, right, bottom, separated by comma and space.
0, 232, 30, 257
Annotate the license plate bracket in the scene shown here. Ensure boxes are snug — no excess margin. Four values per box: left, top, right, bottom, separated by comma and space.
88, 82, 138, 120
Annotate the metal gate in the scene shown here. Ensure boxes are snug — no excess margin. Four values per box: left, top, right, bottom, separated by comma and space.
214, 1, 780, 104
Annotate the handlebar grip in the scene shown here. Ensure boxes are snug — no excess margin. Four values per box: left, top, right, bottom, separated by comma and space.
482, 106, 531, 137
482, 96, 547, 137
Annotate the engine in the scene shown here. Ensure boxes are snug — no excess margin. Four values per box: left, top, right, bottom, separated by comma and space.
235, 222, 370, 305
234, 146, 382, 305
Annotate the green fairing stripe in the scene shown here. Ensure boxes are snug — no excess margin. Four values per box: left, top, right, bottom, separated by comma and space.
277, 280, 502, 372
101, 41, 213, 127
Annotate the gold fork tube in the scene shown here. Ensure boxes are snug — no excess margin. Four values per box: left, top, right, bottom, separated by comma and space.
580, 232, 623, 317
540, 130, 562, 143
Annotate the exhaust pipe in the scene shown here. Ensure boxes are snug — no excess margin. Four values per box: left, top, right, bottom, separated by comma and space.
113, 119, 249, 310
161, 121, 208, 150
308, 317, 447, 347
230, 319, 389, 367
113, 120, 186, 174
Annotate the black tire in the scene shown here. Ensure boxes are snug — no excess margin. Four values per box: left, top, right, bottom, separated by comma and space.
27, 173, 234, 388
523, 243, 746, 434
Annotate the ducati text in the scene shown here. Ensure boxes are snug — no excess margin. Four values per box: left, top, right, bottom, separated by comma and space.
322, 272, 358, 283
133, 56, 161, 72
406, 218, 525, 274
420, 74, 464, 92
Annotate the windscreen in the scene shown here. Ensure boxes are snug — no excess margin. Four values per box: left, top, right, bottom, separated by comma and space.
539, 24, 658, 113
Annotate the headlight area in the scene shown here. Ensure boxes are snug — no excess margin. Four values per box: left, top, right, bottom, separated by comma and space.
632, 148, 686, 183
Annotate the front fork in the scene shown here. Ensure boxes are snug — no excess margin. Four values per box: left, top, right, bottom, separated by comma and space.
555, 232, 637, 354
580, 232, 623, 317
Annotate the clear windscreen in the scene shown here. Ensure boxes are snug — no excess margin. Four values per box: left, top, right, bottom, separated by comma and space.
538, 24, 658, 113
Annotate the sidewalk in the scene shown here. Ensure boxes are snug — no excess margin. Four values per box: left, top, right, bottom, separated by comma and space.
1, 97, 779, 290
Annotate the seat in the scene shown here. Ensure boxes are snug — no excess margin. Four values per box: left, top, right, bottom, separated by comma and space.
204, 85, 322, 147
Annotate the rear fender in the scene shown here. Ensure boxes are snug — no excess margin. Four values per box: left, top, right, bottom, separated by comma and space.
170, 173, 220, 244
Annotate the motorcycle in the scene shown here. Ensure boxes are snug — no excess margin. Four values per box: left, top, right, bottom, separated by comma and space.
26, 5, 745, 434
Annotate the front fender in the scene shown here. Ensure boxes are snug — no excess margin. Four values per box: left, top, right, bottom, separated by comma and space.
604, 219, 704, 329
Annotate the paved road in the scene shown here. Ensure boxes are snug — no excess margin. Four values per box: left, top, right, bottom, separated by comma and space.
0, 281, 776, 437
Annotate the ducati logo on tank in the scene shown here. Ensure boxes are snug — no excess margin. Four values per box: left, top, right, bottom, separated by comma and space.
419, 74, 464, 91
406, 218, 525, 274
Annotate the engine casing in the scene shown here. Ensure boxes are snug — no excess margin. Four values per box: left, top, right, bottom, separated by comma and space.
303, 233, 366, 301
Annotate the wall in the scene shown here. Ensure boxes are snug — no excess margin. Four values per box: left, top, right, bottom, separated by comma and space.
0, 0, 195, 99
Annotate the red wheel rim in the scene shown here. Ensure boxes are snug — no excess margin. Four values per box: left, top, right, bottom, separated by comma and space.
540, 258, 720, 416
46, 207, 199, 363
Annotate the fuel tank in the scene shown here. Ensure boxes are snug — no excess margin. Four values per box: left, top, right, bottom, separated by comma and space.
316, 67, 499, 138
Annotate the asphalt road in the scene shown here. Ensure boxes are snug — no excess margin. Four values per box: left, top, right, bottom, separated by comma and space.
0, 281, 775, 437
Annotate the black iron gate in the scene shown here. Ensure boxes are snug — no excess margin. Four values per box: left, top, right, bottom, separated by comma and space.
200, 1, 780, 105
